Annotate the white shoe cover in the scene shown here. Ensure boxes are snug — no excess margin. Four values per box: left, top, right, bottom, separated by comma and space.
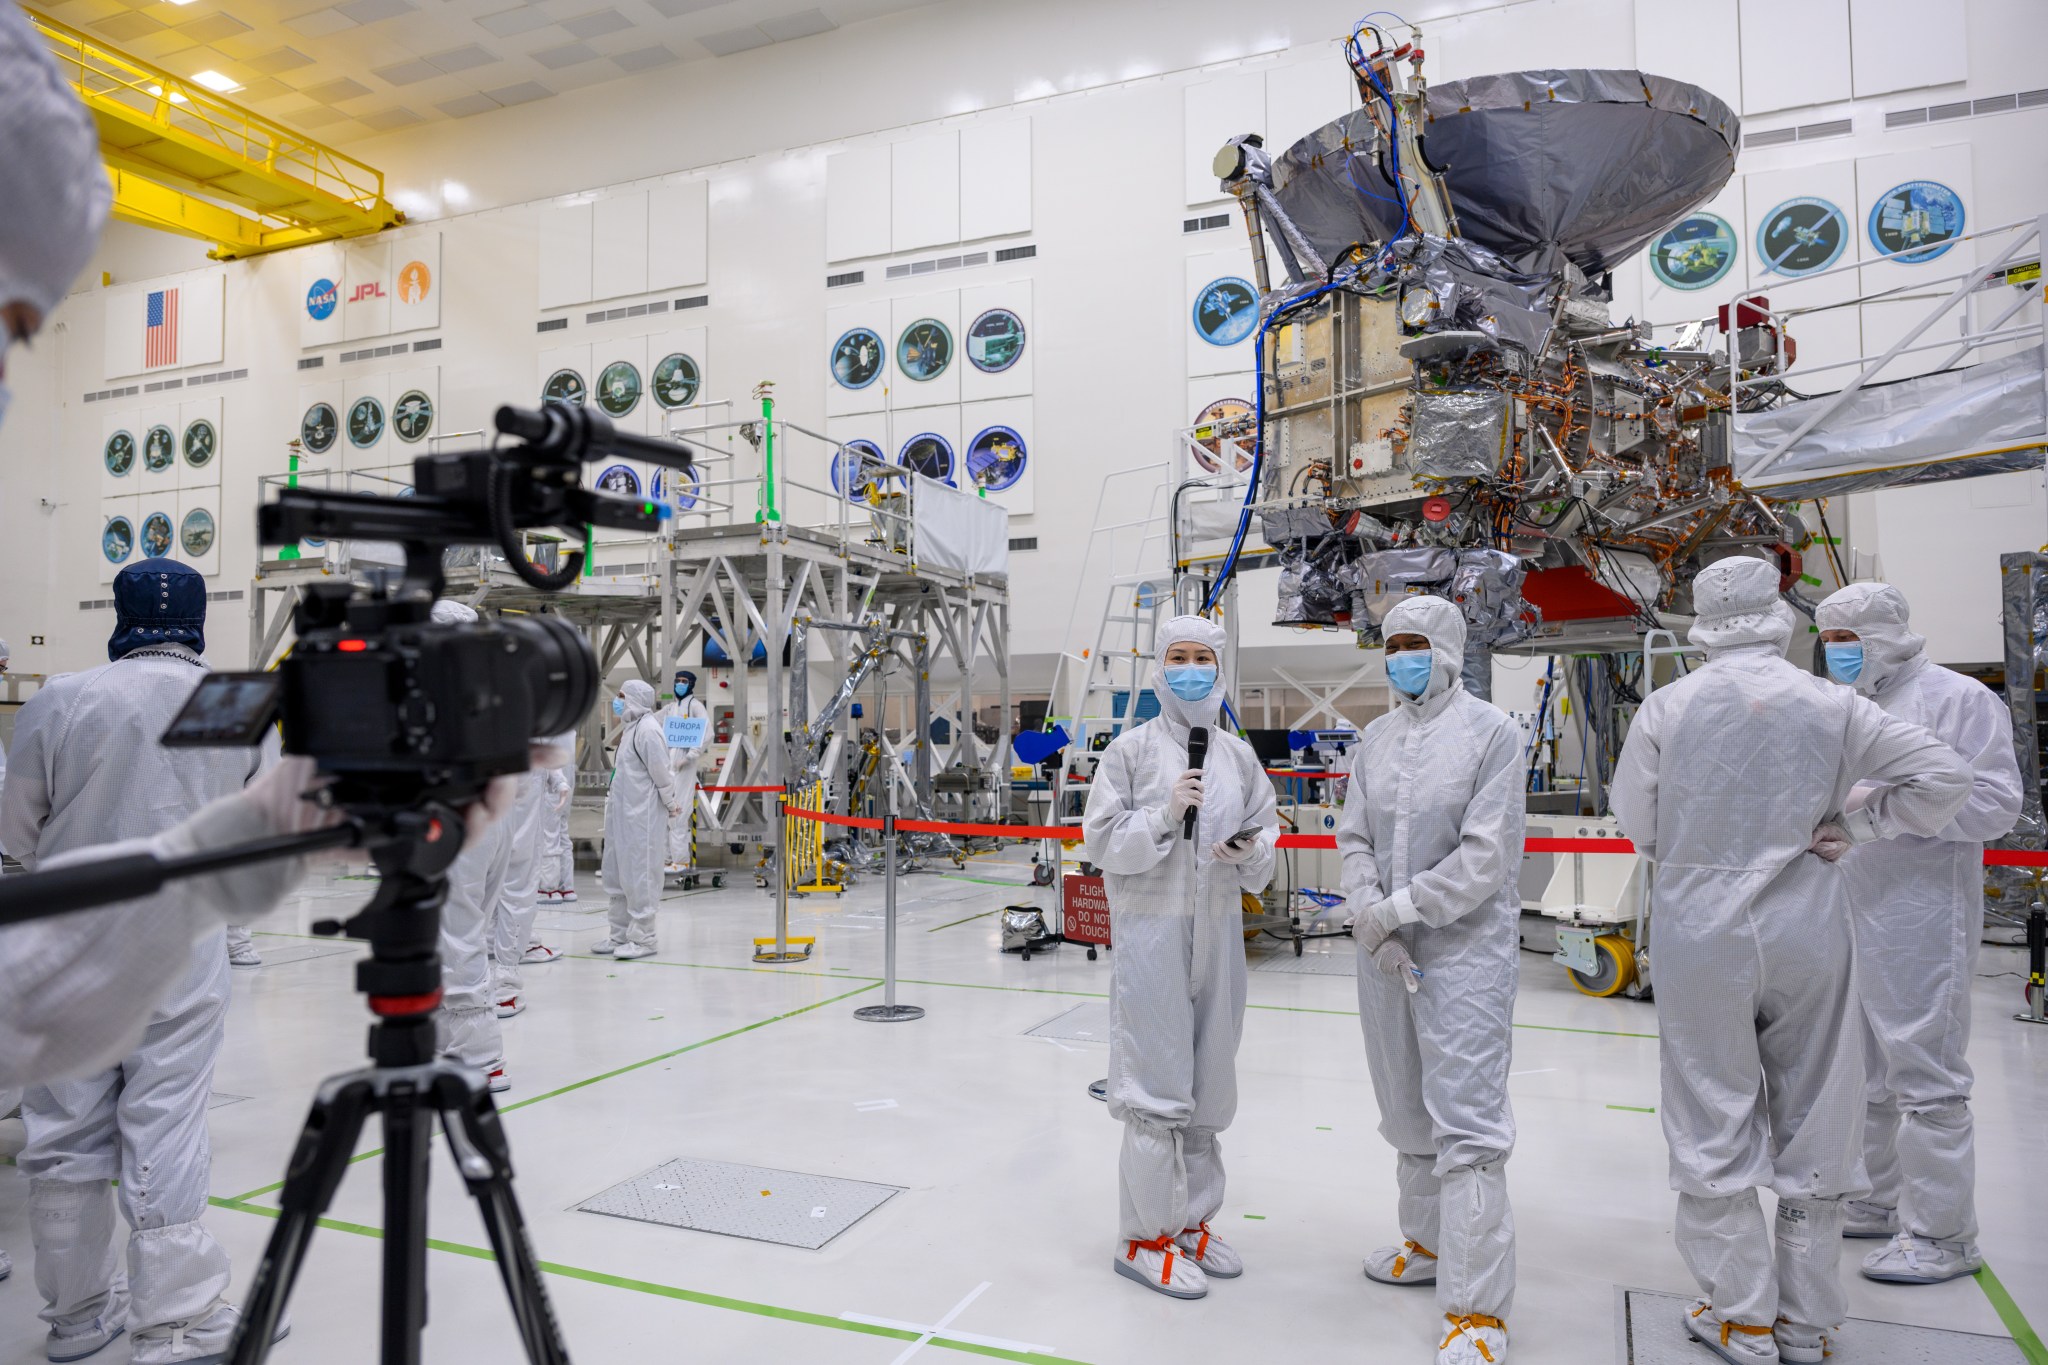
1363, 1239, 1438, 1286
1860, 1233, 1981, 1284
1112, 1239, 1207, 1299
590, 940, 619, 956
1438, 1314, 1507, 1365
1842, 1199, 1898, 1240
1684, 1301, 1779, 1363
520, 942, 561, 965
1174, 1224, 1240, 1278
611, 943, 655, 960
1774, 1319, 1830, 1364
226, 948, 261, 968
486, 1066, 510, 1094
557, 890, 578, 903
494, 997, 525, 1020
129, 1301, 240, 1364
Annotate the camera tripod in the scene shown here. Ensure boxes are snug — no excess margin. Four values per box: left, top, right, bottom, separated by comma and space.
225, 811, 572, 1365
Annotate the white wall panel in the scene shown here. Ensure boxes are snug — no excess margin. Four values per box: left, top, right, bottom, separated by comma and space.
538, 342, 593, 410
136, 492, 177, 564
1856, 144, 1975, 379
826, 145, 891, 262
138, 406, 178, 501
592, 192, 650, 303
1185, 377, 1255, 482
591, 335, 651, 436
176, 394, 222, 490
1263, 51, 1355, 162
959, 121, 1031, 242
295, 383, 344, 480
298, 243, 345, 350
959, 280, 1031, 403
824, 302, 889, 417
1186, 249, 1258, 377
100, 410, 139, 497
890, 290, 962, 409
389, 233, 440, 335
342, 238, 392, 342
1634, 0, 1741, 110
648, 180, 710, 292
342, 371, 392, 473
388, 366, 440, 450
175, 486, 221, 576
536, 201, 594, 310
1738, 0, 1851, 112
1641, 176, 1747, 326
961, 396, 1033, 515
891, 132, 961, 254
1429, 0, 1634, 82
1850, 0, 1965, 96
647, 327, 709, 434
1184, 70, 1263, 206
891, 404, 961, 490
99, 494, 140, 584
1744, 162, 1862, 383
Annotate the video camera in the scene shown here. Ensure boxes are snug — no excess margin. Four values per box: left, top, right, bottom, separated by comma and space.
163, 400, 692, 810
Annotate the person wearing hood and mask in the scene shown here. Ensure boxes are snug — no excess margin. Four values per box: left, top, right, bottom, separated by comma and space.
597, 679, 680, 960
1610, 557, 1972, 1365
486, 731, 575, 1019
658, 670, 710, 873
0, 560, 279, 1365
536, 752, 577, 904
1337, 595, 1524, 1365
1816, 583, 2020, 1285
1082, 615, 1277, 1301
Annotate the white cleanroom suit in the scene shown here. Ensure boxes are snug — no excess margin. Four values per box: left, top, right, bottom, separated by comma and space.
536, 760, 576, 900
0, 572, 265, 1365
1816, 582, 2021, 1283
1610, 557, 1973, 1364
658, 674, 710, 870
1082, 615, 1278, 1300
1337, 595, 1523, 1365
600, 680, 679, 957
491, 732, 575, 1006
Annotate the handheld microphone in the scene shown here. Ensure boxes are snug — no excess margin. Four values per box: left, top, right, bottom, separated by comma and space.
1184, 726, 1209, 840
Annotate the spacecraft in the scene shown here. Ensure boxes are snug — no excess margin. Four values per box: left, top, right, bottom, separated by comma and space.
1204, 25, 2042, 685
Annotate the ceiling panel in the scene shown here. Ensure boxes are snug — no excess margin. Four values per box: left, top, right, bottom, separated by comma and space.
60, 0, 948, 140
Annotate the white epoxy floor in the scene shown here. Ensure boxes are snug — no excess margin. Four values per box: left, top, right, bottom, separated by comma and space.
2, 853, 2044, 1364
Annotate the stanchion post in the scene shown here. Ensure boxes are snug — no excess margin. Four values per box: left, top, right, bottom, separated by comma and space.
857, 781, 923, 1021
754, 784, 812, 963
2017, 874, 2048, 1026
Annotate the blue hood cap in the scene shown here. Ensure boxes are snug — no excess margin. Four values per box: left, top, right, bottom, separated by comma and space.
110, 558, 206, 660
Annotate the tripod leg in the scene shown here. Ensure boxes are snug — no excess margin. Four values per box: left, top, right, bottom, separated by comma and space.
383, 1078, 435, 1365
436, 1076, 573, 1364
227, 1077, 378, 1365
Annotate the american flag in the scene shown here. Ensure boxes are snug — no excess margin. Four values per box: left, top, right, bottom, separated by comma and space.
145, 288, 179, 368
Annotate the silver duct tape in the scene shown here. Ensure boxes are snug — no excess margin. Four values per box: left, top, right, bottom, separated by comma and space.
1989, 552, 2047, 928
1410, 389, 1511, 478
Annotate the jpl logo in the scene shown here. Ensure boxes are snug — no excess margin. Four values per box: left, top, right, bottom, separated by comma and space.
305, 278, 337, 321
350, 281, 387, 303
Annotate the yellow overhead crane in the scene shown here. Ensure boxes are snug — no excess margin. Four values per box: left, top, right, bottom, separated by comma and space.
30, 9, 404, 259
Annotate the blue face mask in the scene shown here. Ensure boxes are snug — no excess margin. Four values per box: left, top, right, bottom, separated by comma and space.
612, 697, 626, 716
1387, 650, 1433, 698
1163, 664, 1218, 701
1824, 642, 1864, 684
675, 680, 692, 698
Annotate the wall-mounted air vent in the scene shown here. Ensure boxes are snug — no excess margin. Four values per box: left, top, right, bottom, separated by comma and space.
413, 337, 442, 352
297, 356, 325, 369
675, 295, 709, 310
1008, 536, 1037, 551
1182, 213, 1233, 234
1889, 87, 2047, 129
537, 318, 569, 332
881, 250, 997, 281
994, 244, 1037, 262
341, 343, 412, 363
828, 270, 864, 288
583, 299, 673, 324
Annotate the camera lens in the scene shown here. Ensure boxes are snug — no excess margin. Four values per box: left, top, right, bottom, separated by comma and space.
506, 614, 597, 738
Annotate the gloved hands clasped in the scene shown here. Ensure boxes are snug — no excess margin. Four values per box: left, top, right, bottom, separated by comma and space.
1808, 821, 1853, 863
1355, 898, 1422, 993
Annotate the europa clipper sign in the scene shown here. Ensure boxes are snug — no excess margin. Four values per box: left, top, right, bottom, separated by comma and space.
299, 233, 440, 347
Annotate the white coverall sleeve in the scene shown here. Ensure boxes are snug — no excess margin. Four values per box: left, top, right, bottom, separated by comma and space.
637, 721, 680, 811
0, 786, 312, 1088
1231, 746, 1280, 892
1397, 719, 1526, 928
1935, 688, 2023, 843
1608, 699, 1663, 863
1837, 698, 1973, 844
1081, 740, 1173, 875
1335, 744, 1385, 910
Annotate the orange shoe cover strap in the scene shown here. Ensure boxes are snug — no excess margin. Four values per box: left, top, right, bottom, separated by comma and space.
1126, 1234, 1179, 1285
1180, 1223, 1212, 1260
1393, 1238, 1437, 1278
1440, 1314, 1506, 1362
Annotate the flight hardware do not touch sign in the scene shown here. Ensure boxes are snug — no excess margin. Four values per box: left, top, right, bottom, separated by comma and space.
665, 715, 708, 749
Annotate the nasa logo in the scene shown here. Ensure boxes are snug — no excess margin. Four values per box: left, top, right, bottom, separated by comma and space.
306, 278, 337, 320
397, 259, 431, 305
349, 281, 387, 303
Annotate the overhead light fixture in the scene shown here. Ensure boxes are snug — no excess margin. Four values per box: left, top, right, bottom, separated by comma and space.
191, 69, 241, 93
441, 180, 470, 206
162, 0, 200, 6
147, 84, 190, 104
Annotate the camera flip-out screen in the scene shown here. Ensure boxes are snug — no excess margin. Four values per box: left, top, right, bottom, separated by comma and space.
161, 672, 282, 747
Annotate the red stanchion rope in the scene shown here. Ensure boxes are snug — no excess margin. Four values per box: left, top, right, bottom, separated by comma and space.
776, 804, 2048, 866
699, 785, 786, 793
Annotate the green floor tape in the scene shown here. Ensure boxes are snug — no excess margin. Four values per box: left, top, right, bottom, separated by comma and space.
1976, 1261, 2048, 1364
928, 910, 997, 932
206, 1197, 1093, 1365
224, 983, 881, 1205
1606, 1104, 1656, 1114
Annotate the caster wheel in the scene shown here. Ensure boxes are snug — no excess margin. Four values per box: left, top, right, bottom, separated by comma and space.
1567, 934, 1638, 998
1086, 947, 1098, 961
713, 875, 725, 888
1022, 950, 1032, 962
1294, 938, 1304, 957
